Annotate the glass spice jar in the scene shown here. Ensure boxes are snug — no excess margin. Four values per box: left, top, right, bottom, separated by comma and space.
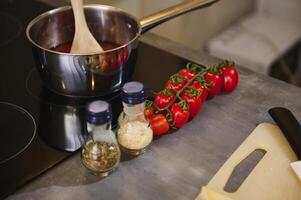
117, 81, 153, 156
81, 100, 120, 176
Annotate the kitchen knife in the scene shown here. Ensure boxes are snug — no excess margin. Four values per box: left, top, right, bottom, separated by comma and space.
268, 107, 301, 181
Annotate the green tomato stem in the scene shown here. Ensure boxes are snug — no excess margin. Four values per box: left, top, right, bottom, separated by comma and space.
150, 64, 210, 129
160, 65, 209, 111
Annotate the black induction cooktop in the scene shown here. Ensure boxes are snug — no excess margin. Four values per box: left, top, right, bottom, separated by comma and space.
0, 0, 190, 199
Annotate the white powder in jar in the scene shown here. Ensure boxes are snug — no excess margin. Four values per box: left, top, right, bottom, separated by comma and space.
117, 121, 153, 150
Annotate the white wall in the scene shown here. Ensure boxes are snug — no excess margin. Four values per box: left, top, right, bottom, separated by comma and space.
256, 0, 301, 26
84, 0, 141, 16
140, 0, 255, 50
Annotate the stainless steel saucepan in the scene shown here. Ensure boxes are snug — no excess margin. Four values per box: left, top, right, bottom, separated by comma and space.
26, 0, 218, 97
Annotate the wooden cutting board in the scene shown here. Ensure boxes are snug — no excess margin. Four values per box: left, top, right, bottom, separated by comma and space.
196, 123, 301, 200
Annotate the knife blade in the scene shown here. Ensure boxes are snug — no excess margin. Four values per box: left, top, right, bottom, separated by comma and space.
268, 107, 301, 181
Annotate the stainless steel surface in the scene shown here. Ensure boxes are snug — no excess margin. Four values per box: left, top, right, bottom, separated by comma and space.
26, 1, 218, 97
140, 0, 219, 33
38, 101, 86, 152
27, 5, 140, 97
8, 33, 301, 200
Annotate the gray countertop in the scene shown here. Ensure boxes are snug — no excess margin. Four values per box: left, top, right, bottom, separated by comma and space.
8, 33, 301, 200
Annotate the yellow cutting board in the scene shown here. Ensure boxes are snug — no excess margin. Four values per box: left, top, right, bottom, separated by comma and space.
196, 123, 301, 200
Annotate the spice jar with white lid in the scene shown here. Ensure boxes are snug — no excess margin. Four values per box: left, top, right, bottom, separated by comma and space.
117, 81, 153, 156
81, 100, 120, 176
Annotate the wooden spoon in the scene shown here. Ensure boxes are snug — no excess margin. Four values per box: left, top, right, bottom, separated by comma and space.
70, 0, 103, 54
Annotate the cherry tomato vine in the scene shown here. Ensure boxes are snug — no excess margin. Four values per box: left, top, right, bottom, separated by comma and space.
147, 60, 239, 136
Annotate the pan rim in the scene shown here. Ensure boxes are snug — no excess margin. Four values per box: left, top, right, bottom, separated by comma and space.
26, 4, 142, 56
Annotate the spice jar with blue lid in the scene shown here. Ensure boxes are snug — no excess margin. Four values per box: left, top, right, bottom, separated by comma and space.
117, 81, 153, 156
81, 100, 120, 176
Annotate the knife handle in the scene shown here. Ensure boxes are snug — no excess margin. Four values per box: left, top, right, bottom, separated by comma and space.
268, 107, 301, 160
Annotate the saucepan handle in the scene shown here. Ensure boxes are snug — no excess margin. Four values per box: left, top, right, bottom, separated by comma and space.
140, 0, 219, 34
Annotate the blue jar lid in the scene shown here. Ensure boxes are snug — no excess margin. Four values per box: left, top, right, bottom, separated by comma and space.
121, 81, 146, 105
85, 100, 111, 125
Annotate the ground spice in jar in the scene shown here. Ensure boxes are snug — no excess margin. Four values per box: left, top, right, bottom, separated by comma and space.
81, 141, 120, 173
117, 121, 153, 150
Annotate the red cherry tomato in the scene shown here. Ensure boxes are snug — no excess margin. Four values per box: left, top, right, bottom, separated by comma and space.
149, 114, 169, 136
144, 108, 154, 120
154, 88, 175, 109
220, 66, 238, 92
178, 68, 196, 80
170, 101, 190, 128
191, 80, 209, 102
180, 88, 203, 118
165, 74, 187, 91
203, 71, 223, 97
